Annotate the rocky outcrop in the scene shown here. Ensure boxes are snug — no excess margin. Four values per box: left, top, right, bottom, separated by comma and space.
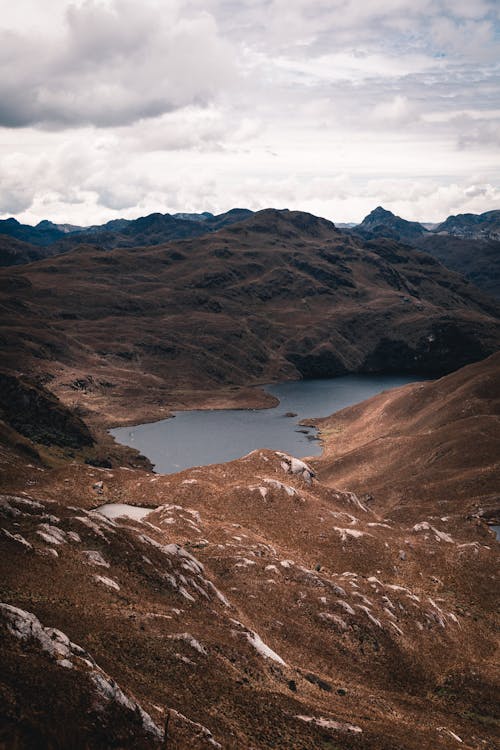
0, 603, 163, 749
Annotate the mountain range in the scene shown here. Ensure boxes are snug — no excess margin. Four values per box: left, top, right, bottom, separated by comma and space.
2, 205, 499, 301
0, 204, 499, 749
0, 209, 252, 259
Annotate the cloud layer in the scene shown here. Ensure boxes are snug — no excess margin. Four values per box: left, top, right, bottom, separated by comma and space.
0, 0, 499, 223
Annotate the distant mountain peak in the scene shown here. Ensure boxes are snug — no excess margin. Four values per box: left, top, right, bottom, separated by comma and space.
357, 206, 427, 242
367, 206, 395, 219
236, 208, 338, 238
36, 220, 57, 228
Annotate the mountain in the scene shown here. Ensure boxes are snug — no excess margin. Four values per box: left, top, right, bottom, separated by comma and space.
62, 208, 254, 250
0, 354, 498, 749
4, 207, 499, 304
0, 218, 69, 246
354, 206, 428, 243
0, 209, 254, 264
435, 210, 500, 240
351, 207, 500, 299
0, 208, 499, 433
36, 219, 85, 234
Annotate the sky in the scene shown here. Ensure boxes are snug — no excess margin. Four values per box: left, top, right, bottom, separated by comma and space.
0, 0, 499, 226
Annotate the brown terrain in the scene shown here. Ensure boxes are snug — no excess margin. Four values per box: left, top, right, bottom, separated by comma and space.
1, 434, 499, 748
1, 209, 499, 438
312, 352, 500, 523
0, 208, 499, 749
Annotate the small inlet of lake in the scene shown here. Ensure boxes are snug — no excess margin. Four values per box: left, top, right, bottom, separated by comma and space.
490, 525, 500, 541
110, 374, 422, 475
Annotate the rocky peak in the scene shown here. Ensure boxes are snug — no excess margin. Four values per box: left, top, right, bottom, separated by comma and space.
356, 206, 427, 242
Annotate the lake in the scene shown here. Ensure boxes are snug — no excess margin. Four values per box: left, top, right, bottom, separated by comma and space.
110, 374, 422, 474
490, 525, 500, 541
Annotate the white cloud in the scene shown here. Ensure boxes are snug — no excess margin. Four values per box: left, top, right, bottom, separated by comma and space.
372, 95, 418, 125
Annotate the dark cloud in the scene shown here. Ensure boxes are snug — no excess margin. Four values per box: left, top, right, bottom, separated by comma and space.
0, 1, 236, 128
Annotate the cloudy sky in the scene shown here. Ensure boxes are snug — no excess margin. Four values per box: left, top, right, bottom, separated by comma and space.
1, 0, 499, 225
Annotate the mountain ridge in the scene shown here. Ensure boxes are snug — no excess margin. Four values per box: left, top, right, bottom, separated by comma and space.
351, 206, 500, 299
0, 208, 254, 261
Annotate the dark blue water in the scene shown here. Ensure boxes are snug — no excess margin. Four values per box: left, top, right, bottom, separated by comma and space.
110, 374, 422, 474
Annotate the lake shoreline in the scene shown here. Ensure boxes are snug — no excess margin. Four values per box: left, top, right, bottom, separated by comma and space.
110, 374, 422, 476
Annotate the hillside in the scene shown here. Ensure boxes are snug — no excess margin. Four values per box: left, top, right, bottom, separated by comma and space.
416, 234, 500, 299
312, 352, 500, 521
1, 209, 499, 433
0, 213, 498, 747
0, 235, 55, 267
0, 353, 498, 748
4, 207, 499, 304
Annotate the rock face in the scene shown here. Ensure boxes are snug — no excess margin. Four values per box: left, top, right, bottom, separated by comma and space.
0, 372, 94, 449
0, 208, 498, 427
416, 234, 500, 299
